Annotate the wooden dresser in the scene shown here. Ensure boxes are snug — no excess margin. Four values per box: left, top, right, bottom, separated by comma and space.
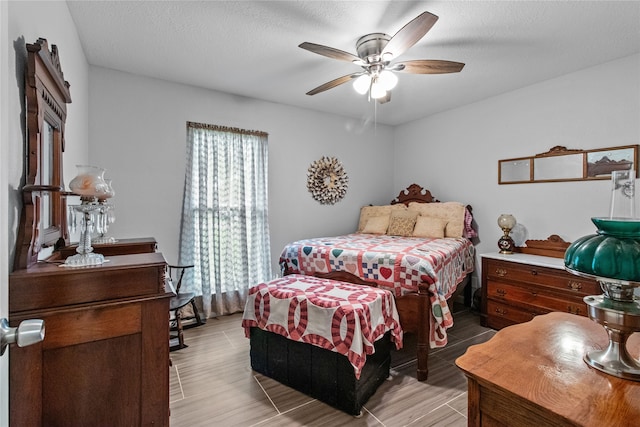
456, 312, 640, 427
10, 39, 170, 426
481, 253, 600, 330
9, 251, 171, 426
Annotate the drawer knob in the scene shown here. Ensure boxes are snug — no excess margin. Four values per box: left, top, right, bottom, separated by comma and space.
496, 288, 507, 297
495, 307, 507, 316
531, 270, 538, 276
495, 268, 507, 277
568, 281, 583, 291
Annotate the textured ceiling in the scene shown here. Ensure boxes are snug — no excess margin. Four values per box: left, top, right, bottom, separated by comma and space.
66, 1, 640, 126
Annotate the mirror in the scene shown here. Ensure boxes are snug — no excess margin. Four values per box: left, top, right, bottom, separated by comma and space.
499, 158, 531, 183
14, 39, 72, 270
40, 121, 53, 230
533, 153, 583, 181
499, 145, 639, 184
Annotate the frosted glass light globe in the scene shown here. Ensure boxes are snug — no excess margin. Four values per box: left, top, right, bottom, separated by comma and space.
497, 214, 517, 230
378, 70, 398, 91
370, 82, 387, 99
353, 74, 371, 95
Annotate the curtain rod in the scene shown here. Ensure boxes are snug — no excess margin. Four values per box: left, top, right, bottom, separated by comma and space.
187, 121, 268, 137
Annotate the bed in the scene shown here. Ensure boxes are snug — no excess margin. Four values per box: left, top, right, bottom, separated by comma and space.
279, 183, 477, 381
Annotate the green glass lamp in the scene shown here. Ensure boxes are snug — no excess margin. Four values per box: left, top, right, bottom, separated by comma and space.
565, 170, 640, 381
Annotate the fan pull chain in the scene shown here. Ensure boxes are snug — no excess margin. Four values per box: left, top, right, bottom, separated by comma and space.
374, 98, 378, 135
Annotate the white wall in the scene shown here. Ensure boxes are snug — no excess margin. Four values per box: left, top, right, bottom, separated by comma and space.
88, 67, 394, 270
394, 53, 640, 287
7, 0, 90, 265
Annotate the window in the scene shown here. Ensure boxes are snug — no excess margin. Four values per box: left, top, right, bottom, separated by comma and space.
179, 122, 271, 318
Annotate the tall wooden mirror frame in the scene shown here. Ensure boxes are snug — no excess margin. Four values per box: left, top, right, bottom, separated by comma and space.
499, 144, 639, 184
14, 38, 72, 270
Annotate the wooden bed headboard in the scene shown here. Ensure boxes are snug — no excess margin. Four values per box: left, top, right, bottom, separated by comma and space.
390, 183, 439, 206
391, 183, 473, 212
390, 183, 476, 240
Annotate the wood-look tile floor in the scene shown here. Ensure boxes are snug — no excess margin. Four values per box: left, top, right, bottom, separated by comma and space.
169, 305, 495, 427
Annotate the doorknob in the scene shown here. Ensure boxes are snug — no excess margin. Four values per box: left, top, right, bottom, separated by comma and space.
0, 318, 45, 356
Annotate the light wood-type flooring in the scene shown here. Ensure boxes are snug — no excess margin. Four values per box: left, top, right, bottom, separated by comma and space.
169, 304, 495, 427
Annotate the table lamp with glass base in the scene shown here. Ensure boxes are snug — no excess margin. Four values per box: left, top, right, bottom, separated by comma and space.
64, 165, 112, 267
65, 197, 105, 266
497, 214, 517, 254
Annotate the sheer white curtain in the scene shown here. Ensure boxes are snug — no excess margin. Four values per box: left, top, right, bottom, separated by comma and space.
179, 122, 272, 318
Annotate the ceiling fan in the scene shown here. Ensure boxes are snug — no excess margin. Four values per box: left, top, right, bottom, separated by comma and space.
299, 11, 464, 104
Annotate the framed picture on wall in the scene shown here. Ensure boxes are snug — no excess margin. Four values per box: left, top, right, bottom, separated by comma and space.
586, 146, 636, 178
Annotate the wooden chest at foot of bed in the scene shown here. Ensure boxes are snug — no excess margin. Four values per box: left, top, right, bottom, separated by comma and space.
249, 328, 391, 416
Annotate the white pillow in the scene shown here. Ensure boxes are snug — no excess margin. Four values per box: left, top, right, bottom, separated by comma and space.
412, 216, 448, 238
407, 202, 465, 237
357, 204, 407, 232
361, 215, 390, 234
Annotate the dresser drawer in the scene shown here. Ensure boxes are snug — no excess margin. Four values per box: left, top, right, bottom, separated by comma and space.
484, 259, 599, 295
486, 281, 589, 316
486, 300, 539, 328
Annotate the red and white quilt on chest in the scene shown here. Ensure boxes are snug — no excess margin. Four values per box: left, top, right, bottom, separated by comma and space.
242, 274, 403, 379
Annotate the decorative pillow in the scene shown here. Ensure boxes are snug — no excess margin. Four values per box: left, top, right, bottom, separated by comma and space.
387, 215, 418, 237
412, 216, 448, 239
407, 202, 466, 237
357, 204, 408, 232
361, 215, 390, 234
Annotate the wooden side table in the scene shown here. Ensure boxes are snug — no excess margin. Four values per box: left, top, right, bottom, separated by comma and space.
456, 312, 640, 427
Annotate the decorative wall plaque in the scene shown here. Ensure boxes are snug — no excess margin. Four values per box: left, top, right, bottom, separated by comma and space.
307, 156, 348, 205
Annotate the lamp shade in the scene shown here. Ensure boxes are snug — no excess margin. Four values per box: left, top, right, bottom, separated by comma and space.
68, 165, 110, 198
497, 214, 516, 230
564, 217, 640, 283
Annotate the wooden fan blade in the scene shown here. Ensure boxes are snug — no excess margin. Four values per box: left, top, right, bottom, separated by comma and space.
394, 60, 465, 74
381, 12, 439, 60
299, 42, 364, 64
306, 73, 360, 96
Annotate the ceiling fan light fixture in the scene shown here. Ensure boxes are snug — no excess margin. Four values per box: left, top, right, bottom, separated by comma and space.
353, 74, 371, 94
378, 70, 398, 91
300, 11, 463, 102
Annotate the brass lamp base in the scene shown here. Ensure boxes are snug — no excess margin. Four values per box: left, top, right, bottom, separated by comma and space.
583, 295, 640, 381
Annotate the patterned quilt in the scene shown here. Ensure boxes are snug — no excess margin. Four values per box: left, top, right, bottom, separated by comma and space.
241, 274, 403, 379
279, 234, 475, 348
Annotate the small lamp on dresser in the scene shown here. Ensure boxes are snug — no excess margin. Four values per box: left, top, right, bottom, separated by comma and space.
497, 214, 517, 254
